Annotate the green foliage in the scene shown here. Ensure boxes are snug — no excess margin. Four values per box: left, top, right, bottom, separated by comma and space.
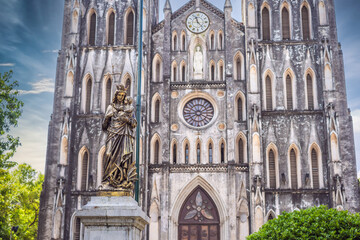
247, 205, 360, 240
0, 164, 44, 240
0, 70, 24, 168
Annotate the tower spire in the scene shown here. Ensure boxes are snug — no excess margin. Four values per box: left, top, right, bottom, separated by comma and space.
163, 0, 172, 13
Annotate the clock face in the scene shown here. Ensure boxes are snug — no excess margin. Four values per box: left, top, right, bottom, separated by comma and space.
186, 12, 210, 34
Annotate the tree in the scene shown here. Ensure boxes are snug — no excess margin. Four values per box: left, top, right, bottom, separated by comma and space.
0, 164, 44, 239
247, 206, 360, 240
0, 70, 24, 168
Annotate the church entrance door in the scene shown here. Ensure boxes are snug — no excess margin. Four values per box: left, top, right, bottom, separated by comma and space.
178, 187, 220, 240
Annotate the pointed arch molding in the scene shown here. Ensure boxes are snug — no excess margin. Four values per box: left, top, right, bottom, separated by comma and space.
169, 176, 229, 240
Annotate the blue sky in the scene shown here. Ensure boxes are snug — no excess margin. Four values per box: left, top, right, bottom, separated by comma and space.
0, 0, 359, 177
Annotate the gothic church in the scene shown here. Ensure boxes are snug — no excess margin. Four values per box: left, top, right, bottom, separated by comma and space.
38, 0, 360, 239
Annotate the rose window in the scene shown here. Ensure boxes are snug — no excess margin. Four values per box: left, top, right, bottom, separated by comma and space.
183, 98, 214, 127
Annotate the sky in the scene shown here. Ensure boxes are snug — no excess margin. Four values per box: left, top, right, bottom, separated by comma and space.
0, 0, 359, 177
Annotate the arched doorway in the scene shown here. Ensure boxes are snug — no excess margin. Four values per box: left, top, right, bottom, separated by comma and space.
179, 186, 220, 240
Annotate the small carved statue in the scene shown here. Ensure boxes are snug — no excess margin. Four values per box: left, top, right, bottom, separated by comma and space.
101, 84, 138, 195
193, 45, 203, 78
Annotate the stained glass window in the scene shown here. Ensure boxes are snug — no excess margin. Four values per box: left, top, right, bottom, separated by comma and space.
183, 98, 214, 127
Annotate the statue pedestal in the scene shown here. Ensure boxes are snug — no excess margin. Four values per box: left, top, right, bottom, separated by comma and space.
73, 196, 149, 240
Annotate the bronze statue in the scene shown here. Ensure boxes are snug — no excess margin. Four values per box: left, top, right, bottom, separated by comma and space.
101, 84, 137, 195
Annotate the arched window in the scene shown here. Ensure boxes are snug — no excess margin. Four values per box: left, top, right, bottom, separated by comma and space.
108, 11, 115, 45
218, 32, 223, 50
236, 57, 241, 80
89, 11, 96, 45
154, 140, 159, 164
290, 149, 297, 189
105, 78, 112, 108
185, 144, 189, 164
85, 78, 92, 113
210, 32, 215, 50
181, 32, 186, 51
125, 78, 131, 96
172, 64, 177, 82
218, 61, 224, 81
210, 64, 215, 81
220, 142, 225, 163
181, 64, 186, 82
153, 55, 162, 82
155, 99, 160, 123
197, 142, 201, 164
311, 148, 319, 188
125, 10, 134, 45
286, 74, 293, 110
81, 151, 89, 190
262, 7, 270, 40
282, 7, 290, 40
268, 149, 276, 188
173, 143, 177, 164
209, 143, 213, 164
156, 61, 161, 81
237, 97, 243, 121
306, 74, 314, 110
265, 76, 272, 110
302, 6, 310, 40
238, 138, 244, 163
319, 1, 327, 25
172, 33, 177, 51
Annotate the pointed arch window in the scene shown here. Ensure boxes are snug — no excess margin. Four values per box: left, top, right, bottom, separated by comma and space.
185, 144, 189, 164
282, 7, 290, 40
126, 11, 134, 45
210, 33, 215, 50
211, 64, 215, 81
89, 12, 96, 45
220, 142, 225, 163
238, 138, 244, 163
182, 65, 186, 82
105, 78, 112, 107
197, 143, 201, 164
237, 97, 243, 121
85, 78, 92, 114
155, 99, 160, 123
219, 63, 224, 81
286, 74, 293, 110
81, 151, 89, 190
302, 6, 310, 40
173, 65, 177, 82
125, 78, 131, 96
307, 74, 314, 110
156, 61, 161, 82
108, 12, 115, 45
235, 57, 241, 80
173, 143, 177, 164
218, 32, 223, 50
265, 76, 272, 110
173, 34, 177, 51
209, 143, 213, 164
262, 7, 270, 40
311, 148, 319, 188
268, 149, 276, 188
181, 33, 186, 51
290, 149, 297, 189
154, 140, 160, 164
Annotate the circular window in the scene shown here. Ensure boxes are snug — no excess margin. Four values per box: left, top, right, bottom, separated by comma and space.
183, 98, 214, 127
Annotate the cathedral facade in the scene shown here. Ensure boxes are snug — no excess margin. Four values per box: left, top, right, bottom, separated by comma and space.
38, 0, 360, 239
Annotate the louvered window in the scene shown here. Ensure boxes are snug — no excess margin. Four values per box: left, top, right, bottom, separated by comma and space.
290, 149, 298, 189
302, 6, 310, 40
209, 143, 213, 164
74, 218, 81, 240
211, 65, 215, 81
125, 78, 131, 96
197, 143, 201, 164
311, 149, 319, 188
269, 150, 276, 188
262, 7, 270, 40
81, 151, 88, 191
154, 140, 159, 164
155, 99, 160, 123
173, 144, 177, 164
85, 79, 92, 114
182, 65, 185, 82
236, 58, 241, 80
238, 138, 244, 164
307, 74, 314, 110
237, 97, 243, 121
220, 143, 225, 163
286, 75, 293, 110
126, 11, 134, 45
185, 144, 189, 164
282, 8, 290, 40
108, 12, 115, 45
105, 79, 111, 107
89, 12, 96, 45
265, 76, 272, 110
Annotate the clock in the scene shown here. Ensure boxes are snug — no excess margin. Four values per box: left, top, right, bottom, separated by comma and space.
186, 11, 210, 34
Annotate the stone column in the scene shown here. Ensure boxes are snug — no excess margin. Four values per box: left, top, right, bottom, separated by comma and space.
71, 196, 149, 240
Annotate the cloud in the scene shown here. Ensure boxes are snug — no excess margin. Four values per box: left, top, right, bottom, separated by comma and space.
19, 78, 54, 95
0, 63, 15, 67
352, 109, 360, 133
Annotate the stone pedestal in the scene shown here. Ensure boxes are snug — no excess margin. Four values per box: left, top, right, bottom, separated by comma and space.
72, 196, 149, 240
